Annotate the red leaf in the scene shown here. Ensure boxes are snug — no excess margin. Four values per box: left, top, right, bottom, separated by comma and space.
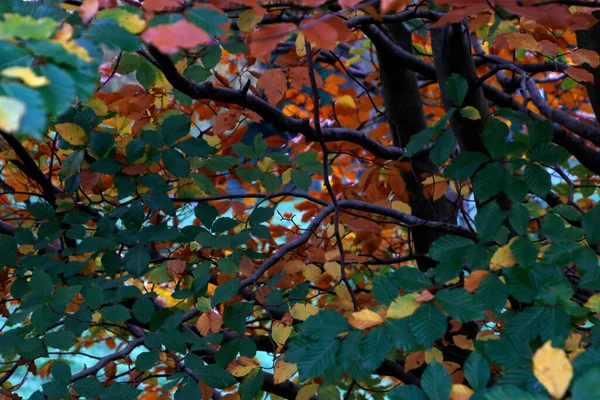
249, 23, 295, 63
571, 49, 600, 68
142, 0, 182, 12
213, 109, 241, 135
564, 67, 594, 83
141, 20, 211, 55
301, 17, 353, 51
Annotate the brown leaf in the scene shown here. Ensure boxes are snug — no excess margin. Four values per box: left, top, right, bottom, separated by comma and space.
167, 259, 186, 279
405, 351, 425, 372
141, 20, 211, 55
196, 311, 223, 336
213, 109, 241, 135
257, 69, 287, 105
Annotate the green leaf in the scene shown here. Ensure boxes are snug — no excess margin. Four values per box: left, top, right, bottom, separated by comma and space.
89, 130, 115, 157
0, 14, 57, 39
300, 310, 351, 340
444, 74, 469, 106
372, 274, 398, 306
136, 350, 159, 372
360, 326, 392, 371
211, 217, 239, 234
52, 360, 72, 383
430, 130, 457, 166
239, 368, 263, 400
186, 8, 228, 36
421, 361, 452, 400
389, 385, 428, 400
132, 296, 155, 323
162, 114, 191, 145
0, 83, 46, 138
62, 149, 84, 178
409, 303, 446, 348
524, 164, 551, 197
289, 338, 339, 380
572, 367, 600, 400
37, 64, 76, 119
483, 118, 509, 159
126, 137, 146, 164
429, 236, 475, 261
212, 278, 240, 305
528, 120, 553, 146
84, 285, 104, 310
508, 204, 529, 235
291, 169, 312, 190
530, 142, 568, 164
406, 128, 435, 157
392, 267, 432, 292
85, 19, 142, 51
101, 305, 130, 323
475, 273, 508, 314
123, 246, 150, 277
582, 205, 600, 245
162, 148, 190, 178
384, 319, 421, 351
45, 330, 77, 350
184, 65, 211, 82
464, 352, 490, 391
250, 207, 275, 226
475, 201, 503, 243
193, 364, 236, 388
473, 162, 504, 202
510, 236, 537, 266
444, 151, 489, 180
435, 288, 485, 322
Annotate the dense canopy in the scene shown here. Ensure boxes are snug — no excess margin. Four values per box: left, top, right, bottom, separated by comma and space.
1, 0, 600, 399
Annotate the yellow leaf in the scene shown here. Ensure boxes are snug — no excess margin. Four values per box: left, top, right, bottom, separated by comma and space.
584, 292, 600, 313
281, 169, 292, 185
295, 32, 306, 57
257, 156, 274, 172
460, 106, 482, 120
1, 67, 49, 88
302, 264, 322, 283
238, 9, 262, 32
324, 261, 341, 281
490, 244, 517, 271
119, 13, 147, 34
204, 134, 220, 147
291, 304, 319, 321
335, 284, 354, 310
227, 357, 259, 377
533, 341, 573, 399
85, 98, 108, 116
56, 123, 88, 145
425, 347, 443, 363
392, 200, 412, 214
272, 321, 292, 349
274, 360, 297, 385
334, 94, 356, 109
297, 384, 319, 400
450, 384, 474, 400
387, 293, 420, 319
0, 96, 26, 133
348, 309, 384, 330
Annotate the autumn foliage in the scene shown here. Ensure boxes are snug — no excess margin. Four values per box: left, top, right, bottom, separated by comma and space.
2, 0, 600, 399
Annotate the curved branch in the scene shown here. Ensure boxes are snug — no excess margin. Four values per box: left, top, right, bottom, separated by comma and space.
147, 47, 406, 160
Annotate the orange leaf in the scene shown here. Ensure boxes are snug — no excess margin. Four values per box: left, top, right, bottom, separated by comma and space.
430, 4, 488, 27
564, 67, 594, 83
257, 69, 287, 105
142, 0, 182, 12
196, 311, 223, 336
464, 270, 489, 292
504, 32, 541, 52
571, 48, 600, 68
141, 20, 211, 55
249, 23, 295, 62
381, 0, 409, 15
